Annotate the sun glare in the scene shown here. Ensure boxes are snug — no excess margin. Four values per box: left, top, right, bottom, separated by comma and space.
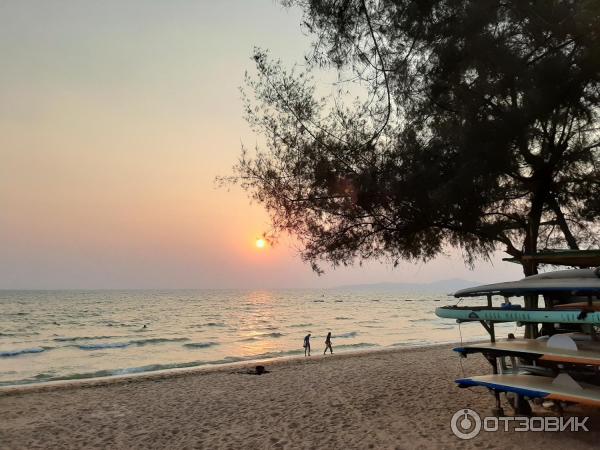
255, 238, 266, 249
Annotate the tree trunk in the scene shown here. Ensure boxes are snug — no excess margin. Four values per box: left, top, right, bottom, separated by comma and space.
522, 203, 542, 339
548, 196, 579, 250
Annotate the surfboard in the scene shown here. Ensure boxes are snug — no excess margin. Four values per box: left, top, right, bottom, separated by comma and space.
435, 306, 600, 324
456, 374, 600, 407
453, 268, 600, 298
454, 339, 600, 366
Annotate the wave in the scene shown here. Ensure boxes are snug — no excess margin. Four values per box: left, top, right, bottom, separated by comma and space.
334, 342, 378, 350
78, 342, 130, 350
238, 331, 284, 341
261, 332, 284, 338
207, 349, 304, 365
289, 323, 313, 328
334, 317, 352, 320
0, 360, 210, 386
189, 322, 227, 328
0, 342, 383, 386
131, 337, 189, 346
0, 347, 47, 358
334, 331, 359, 338
390, 341, 426, 348
104, 322, 136, 328
76, 337, 189, 350
54, 335, 122, 342
183, 341, 219, 349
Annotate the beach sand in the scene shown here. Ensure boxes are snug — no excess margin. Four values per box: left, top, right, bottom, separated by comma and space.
1, 344, 599, 449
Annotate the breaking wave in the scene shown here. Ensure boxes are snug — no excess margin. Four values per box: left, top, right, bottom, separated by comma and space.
334, 331, 359, 338
183, 341, 219, 349
0, 347, 47, 358
76, 337, 189, 350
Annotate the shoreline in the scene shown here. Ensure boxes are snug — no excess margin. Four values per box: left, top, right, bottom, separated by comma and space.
0, 341, 480, 396
2, 343, 599, 449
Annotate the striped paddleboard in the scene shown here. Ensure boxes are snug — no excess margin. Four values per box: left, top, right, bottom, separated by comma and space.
456, 374, 600, 407
435, 306, 600, 324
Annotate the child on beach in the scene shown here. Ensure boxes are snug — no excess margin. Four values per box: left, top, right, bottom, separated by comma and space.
324, 331, 333, 355
303, 333, 311, 356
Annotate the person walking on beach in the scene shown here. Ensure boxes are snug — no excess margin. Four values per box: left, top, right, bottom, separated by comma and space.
324, 331, 333, 355
303, 333, 311, 356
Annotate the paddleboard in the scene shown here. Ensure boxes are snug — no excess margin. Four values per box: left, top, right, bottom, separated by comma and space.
453, 268, 600, 298
454, 339, 600, 366
456, 374, 600, 407
435, 306, 600, 324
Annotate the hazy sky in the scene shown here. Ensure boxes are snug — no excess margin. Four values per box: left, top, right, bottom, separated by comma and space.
0, 0, 523, 289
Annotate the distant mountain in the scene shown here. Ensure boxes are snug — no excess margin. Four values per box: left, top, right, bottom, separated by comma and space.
331, 278, 479, 294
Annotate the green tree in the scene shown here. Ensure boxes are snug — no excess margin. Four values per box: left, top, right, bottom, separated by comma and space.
230, 0, 600, 278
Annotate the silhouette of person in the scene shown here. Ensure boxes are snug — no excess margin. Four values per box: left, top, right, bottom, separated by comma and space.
303, 333, 311, 356
324, 331, 333, 355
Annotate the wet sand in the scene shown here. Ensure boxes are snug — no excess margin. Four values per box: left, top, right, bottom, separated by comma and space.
1, 344, 599, 449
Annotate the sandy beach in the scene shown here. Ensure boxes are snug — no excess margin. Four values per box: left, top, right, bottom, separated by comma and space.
1, 344, 599, 449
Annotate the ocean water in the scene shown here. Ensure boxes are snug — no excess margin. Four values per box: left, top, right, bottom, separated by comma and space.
0, 289, 519, 387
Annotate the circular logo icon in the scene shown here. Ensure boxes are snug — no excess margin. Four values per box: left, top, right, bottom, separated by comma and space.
451, 409, 482, 440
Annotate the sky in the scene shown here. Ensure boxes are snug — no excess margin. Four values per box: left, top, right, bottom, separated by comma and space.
0, 0, 524, 289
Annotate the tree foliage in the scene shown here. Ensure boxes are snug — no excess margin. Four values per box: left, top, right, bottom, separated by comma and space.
230, 0, 600, 275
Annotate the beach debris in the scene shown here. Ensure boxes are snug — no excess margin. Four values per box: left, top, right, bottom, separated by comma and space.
233, 365, 270, 376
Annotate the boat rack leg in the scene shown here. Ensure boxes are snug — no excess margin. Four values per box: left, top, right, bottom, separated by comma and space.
488, 356, 504, 417
478, 321, 496, 343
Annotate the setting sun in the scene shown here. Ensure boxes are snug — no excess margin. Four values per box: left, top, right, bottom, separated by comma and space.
255, 238, 266, 249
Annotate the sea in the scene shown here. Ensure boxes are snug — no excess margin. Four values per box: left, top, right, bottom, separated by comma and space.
0, 289, 520, 387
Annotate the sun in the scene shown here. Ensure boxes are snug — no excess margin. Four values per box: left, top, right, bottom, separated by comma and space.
255, 238, 266, 249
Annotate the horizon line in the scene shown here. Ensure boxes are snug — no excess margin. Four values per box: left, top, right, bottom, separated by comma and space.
0, 278, 480, 292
